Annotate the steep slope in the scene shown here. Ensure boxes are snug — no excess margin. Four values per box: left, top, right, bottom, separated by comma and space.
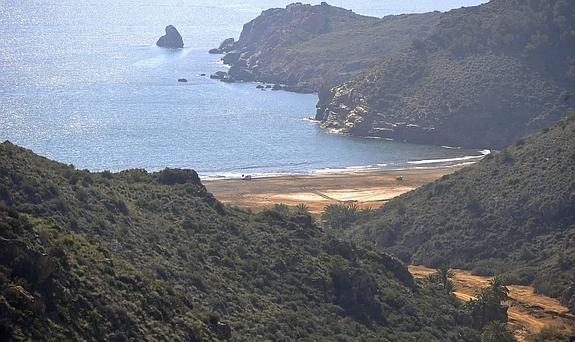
349, 114, 575, 311
316, 0, 575, 148
0, 142, 479, 341
212, 2, 441, 92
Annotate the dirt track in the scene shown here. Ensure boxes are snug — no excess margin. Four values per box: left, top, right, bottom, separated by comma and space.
409, 266, 575, 341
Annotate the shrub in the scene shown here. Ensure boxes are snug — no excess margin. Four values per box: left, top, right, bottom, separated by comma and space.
321, 203, 360, 230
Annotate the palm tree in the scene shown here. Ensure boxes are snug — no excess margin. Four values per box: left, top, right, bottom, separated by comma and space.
467, 276, 511, 329
295, 203, 310, 216
431, 266, 455, 293
486, 276, 509, 304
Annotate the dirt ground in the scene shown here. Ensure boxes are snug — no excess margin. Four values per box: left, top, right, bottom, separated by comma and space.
204, 167, 457, 215
409, 266, 575, 341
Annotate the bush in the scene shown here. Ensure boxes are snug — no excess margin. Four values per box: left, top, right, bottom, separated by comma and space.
480, 321, 515, 342
158, 168, 202, 186
321, 203, 360, 230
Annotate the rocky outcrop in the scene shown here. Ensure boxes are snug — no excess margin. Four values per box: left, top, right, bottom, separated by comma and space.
209, 3, 440, 92
156, 25, 184, 48
209, 38, 235, 54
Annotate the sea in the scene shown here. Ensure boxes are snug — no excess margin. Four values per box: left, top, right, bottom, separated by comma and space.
0, 0, 488, 179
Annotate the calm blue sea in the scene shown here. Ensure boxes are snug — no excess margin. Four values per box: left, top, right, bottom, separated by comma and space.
0, 0, 487, 178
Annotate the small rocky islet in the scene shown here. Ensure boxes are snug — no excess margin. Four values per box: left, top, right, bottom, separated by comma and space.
156, 25, 184, 48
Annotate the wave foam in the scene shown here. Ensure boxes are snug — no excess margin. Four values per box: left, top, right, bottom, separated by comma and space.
407, 154, 485, 165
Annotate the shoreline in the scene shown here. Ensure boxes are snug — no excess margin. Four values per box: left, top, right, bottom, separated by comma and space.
198, 157, 485, 181
204, 165, 464, 215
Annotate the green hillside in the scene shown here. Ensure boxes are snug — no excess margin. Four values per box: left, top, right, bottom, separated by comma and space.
317, 0, 575, 148
349, 114, 575, 310
0, 142, 479, 341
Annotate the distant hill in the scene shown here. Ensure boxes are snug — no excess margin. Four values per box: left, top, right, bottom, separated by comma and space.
316, 0, 575, 148
0, 142, 479, 340
212, 2, 441, 92
348, 114, 575, 311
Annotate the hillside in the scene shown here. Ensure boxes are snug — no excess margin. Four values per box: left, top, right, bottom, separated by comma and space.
211, 2, 441, 92
0, 142, 480, 341
348, 114, 575, 311
316, 0, 575, 148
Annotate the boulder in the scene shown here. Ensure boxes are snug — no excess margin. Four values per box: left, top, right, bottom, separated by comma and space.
222, 52, 241, 65
156, 25, 184, 49
210, 71, 227, 80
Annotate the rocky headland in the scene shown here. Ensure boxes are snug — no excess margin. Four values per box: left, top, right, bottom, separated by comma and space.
212, 0, 575, 149
210, 2, 440, 92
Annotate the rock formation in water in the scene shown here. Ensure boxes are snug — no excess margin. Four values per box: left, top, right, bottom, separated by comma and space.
156, 25, 184, 48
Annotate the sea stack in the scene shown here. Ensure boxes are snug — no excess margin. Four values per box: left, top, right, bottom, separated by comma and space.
156, 25, 184, 48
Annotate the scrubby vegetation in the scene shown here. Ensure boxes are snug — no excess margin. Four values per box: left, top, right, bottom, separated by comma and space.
316, 0, 575, 148
216, 0, 574, 148
480, 322, 515, 342
349, 114, 575, 311
464, 278, 510, 331
215, 3, 441, 91
0, 141, 481, 340
529, 325, 573, 342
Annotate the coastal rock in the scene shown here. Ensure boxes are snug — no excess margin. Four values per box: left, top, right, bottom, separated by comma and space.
210, 71, 227, 80
209, 38, 236, 54
156, 25, 184, 49
228, 65, 254, 82
222, 52, 241, 66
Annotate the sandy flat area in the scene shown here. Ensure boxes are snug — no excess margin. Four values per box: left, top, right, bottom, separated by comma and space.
409, 266, 575, 341
204, 167, 458, 215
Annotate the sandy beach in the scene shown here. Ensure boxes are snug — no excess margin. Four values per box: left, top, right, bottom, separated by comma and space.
204, 167, 462, 214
